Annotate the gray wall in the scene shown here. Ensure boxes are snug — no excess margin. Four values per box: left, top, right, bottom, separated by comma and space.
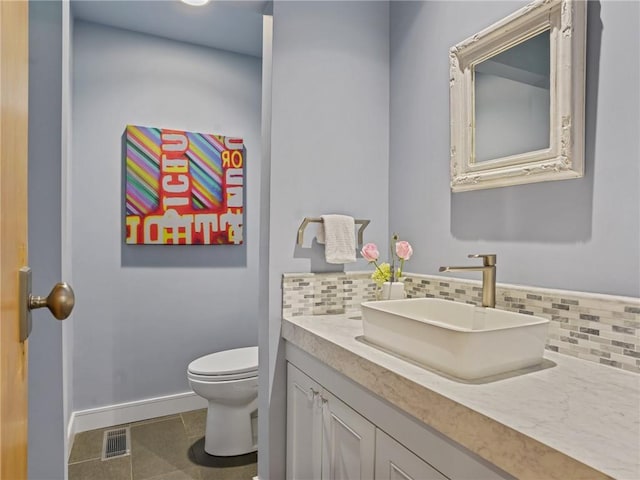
389, 0, 640, 297
28, 1, 65, 478
262, 1, 390, 477
72, 21, 262, 410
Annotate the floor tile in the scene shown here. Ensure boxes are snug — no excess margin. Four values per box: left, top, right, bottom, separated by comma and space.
69, 425, 129, 464
188, 437, 257, 480
131, 417, 195, 480
198, 463, 257, 480
188, 437, 257, 469
144, 467, 201, 480
68, 456, 131, 480
131, 414, 181, 427
181, 409, 207, 438
69, 412, 257, 480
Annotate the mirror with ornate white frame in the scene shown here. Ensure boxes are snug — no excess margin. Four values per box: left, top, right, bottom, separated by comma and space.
449, 0, 587, 192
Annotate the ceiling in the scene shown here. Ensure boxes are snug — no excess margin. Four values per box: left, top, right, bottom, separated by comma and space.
71, 0, 268, 58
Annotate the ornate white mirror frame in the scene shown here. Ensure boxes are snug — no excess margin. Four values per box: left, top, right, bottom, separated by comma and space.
449, 0, 587, 192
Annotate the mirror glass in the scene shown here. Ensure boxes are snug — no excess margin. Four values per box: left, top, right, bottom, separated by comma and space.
474, 30, 550, 162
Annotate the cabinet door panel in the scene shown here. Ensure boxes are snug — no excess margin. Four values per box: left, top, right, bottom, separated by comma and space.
322, 391, 375, 480
376, 430, 448, 480
287, 364, 323, 480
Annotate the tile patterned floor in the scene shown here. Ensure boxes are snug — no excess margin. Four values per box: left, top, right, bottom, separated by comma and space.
68, 409, 258, 480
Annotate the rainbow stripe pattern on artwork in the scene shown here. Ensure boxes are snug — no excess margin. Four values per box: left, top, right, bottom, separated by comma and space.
125, 125, 244, 245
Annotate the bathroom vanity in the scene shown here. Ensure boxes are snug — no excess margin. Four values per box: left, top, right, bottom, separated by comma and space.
285, 343, 511, 480
282, 313, 640, 480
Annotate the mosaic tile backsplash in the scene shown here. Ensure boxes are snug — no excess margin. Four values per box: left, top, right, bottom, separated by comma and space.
282, 271, 640, 374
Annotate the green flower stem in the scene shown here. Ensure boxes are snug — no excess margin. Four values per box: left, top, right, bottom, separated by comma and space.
390, 233, 399, 283
372, 260, 386, 279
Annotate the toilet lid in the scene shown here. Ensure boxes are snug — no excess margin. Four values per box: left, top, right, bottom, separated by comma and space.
188, 346, 258, 377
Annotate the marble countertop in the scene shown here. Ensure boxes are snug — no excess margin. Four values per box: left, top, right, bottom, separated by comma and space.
282, 313, 640, 480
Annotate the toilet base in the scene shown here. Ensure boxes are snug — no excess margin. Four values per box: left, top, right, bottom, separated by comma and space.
204, 400, 258, 456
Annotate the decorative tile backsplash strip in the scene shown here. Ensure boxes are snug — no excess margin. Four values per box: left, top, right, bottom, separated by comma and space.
282, 271, 640, 374
282, 272, 377, 317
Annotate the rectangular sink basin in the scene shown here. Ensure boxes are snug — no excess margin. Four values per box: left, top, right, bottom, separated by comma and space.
361, 298, 549, 380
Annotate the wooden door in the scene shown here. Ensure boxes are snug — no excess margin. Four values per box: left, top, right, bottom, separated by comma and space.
0, 1, 29, 479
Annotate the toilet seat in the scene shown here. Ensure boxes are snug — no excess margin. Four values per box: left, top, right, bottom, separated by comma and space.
188, 370, 257, 382
188, 346, 258, 382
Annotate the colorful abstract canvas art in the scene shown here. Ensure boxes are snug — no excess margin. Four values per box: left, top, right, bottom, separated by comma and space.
125, 125, 244, 245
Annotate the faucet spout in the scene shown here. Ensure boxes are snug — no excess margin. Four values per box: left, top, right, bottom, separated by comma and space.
439, 266, 486, 273
439, 254, 497, 308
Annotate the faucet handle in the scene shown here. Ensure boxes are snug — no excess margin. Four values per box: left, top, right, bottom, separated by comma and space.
468, 254, 496, 266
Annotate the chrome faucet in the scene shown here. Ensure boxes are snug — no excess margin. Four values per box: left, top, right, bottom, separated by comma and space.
439, 254, 496, 308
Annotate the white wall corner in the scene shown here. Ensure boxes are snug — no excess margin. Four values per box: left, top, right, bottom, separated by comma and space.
66, 410, 76, 462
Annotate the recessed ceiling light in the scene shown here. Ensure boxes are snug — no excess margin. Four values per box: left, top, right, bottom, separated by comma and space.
181, 0, 210, 6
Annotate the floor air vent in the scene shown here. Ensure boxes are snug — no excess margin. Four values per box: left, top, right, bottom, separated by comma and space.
101, 427, 131, 460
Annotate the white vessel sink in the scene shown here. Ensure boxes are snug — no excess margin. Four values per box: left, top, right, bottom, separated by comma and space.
361, 298, 549, 380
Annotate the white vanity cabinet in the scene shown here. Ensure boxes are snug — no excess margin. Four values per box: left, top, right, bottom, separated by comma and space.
285, 342, 513, 480
286, 364, 323, 479
287, 364, 375, 480
287, 363, 440, 480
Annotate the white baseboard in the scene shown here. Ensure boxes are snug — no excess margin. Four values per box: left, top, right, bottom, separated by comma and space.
69, 391, 207, 436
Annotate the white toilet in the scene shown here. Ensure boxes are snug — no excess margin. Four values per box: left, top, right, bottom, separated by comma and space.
187, 346, 258, 456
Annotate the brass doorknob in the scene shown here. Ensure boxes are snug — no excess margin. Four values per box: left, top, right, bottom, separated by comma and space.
19, 267, 75, 342
29, 282, 75, 320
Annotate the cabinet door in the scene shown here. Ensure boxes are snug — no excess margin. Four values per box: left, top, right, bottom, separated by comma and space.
287, 364, 323, 480
321, 390, 375, 480
375, 430, 448, 480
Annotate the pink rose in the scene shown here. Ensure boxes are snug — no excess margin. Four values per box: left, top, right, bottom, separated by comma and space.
395, 241, 413, 260
361, 243, 380, 262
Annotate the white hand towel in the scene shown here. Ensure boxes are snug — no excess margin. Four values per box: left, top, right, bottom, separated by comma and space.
319, 214, 356, 264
